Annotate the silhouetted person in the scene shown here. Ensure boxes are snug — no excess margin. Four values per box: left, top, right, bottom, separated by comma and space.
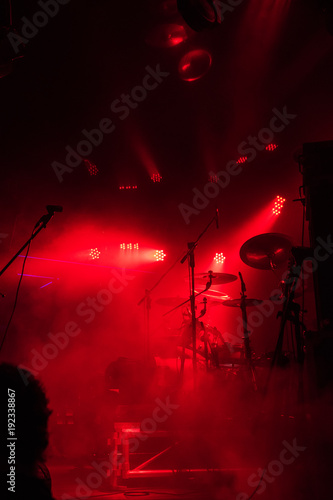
0, 363, 54, 500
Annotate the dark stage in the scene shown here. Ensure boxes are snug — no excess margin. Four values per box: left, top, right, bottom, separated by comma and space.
1, 1, 333, 499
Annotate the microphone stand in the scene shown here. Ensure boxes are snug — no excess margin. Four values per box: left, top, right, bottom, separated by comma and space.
179, 213, 219, 376
137, 212, 218, 373
0, 209, 58, 278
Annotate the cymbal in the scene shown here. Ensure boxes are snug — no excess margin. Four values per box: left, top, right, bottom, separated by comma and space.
155, 297, 187, 307
156, 295, 228, 308
194, 272, 238, 285
222, 298, 263, 308
240, 233, 292, 270
195, 288, 230, 301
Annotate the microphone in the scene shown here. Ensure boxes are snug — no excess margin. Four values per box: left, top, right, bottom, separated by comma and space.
34, 206, 63, 229
46, 205, 63, 213
215, 209, 219, 229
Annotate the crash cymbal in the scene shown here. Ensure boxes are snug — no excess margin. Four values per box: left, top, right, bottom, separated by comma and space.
194, 272, 238, 285
240, 233, 292, 270
222, 298, 263, 308
155, 297, 187, 307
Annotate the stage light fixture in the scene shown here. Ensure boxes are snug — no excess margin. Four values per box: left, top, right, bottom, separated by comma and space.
237, 156, 248, 164
178, 49, 212, 81
84, 159, 99, 176
89, 248, 101, 260
120, 243, 139, 251
266, 143, 278, 152
154, 250, 166, 261
151, 173, 162, 182
119, 185, 138, 190
177, 0, 221, 32
272, 196, 286, 216
214, 252, 226, 264
209, 174, 218, 183
145, 24, 188, 48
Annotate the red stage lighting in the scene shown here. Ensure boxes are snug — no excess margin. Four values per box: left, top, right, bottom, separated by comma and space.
266, 143, 278, 152
237, 156, 248, 164
89, 248, 101, 260
178, 49, 212, 81
154, 250, 166, 261
214, 252, 226, 264
120, 243, 139, 250
119, 185, 138, 190
84, 159, 99, 176
208, 174, 218, 183
272, 196, 286, 216
145, 24, 187, 48
151, 173, 162, 183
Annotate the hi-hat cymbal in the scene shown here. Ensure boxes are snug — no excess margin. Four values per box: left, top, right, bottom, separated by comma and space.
222, 298, 263, 308
240, 233, 292, 270
194, 288, 230, 301
194, 272, 238, 285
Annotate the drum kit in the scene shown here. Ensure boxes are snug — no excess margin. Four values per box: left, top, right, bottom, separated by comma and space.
153, 232, 304, 386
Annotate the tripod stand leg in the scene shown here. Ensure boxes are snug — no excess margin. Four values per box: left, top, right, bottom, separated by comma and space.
293, 302, 304, 364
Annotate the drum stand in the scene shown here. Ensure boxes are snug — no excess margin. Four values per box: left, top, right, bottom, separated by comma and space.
264, 250, 306, 398
271, 257, 304, 369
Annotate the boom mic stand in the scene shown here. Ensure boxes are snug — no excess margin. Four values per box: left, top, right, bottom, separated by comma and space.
0, 206, 62, 352
0, 206, 62, 278
180, 212, 219, 377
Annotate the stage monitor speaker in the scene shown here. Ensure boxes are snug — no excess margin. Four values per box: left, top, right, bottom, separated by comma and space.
302, 140, 333, 329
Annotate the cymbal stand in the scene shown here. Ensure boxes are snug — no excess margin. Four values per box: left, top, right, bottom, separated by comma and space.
270, 258, 304, 369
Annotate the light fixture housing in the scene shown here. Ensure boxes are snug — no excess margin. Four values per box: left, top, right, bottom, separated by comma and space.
177, 0, 221, 32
